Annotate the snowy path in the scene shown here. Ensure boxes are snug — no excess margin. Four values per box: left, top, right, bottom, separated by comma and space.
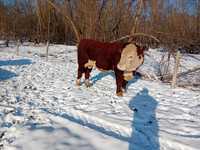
0, 44, 200, 150
8, 113, 128, 150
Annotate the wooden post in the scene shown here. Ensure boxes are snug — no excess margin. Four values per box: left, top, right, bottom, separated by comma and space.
16, 39, 20, 56
5, 39, 9, 47
46, 1, 50, 61
46, 41, 50, 61
171, 51, 181, 88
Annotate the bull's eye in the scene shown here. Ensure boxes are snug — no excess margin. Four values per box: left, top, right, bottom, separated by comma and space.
128, 56, 133, 59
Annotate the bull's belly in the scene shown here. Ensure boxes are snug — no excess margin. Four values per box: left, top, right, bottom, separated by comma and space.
96, 61, 111, 71
84, 59, 111, 71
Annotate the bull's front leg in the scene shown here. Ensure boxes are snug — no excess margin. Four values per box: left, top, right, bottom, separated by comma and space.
76, 66, 84, 86
84, 68, 92, 87
122, 79, 128, 92
115, 70, 124, 96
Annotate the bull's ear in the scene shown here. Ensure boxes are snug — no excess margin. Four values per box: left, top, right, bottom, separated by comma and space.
141, 45, 147, 51
135, 44, 146, 54
136, 45, 146, 50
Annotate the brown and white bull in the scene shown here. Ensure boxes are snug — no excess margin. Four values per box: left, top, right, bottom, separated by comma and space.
76, 39, 144, 96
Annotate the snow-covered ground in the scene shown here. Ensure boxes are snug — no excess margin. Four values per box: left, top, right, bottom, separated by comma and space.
0, 42, 200, 150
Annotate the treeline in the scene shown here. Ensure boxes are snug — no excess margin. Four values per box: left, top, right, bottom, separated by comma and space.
0, 0, 199, 52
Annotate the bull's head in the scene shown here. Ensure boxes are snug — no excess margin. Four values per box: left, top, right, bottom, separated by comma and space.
117, 43, 144, 81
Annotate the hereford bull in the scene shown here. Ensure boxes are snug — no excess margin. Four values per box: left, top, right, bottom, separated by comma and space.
76, 39, 144, 96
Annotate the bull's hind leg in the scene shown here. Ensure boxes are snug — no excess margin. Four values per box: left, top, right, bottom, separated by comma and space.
76, 66, 84, 86
84, 68, 92, 87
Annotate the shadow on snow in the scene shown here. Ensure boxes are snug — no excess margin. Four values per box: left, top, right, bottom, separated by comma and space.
90, 71, 115, 85
0, 59, 32, 66
22, 123, 96, 150
0, 59, 32, 80
0, 68, 17, 80
90, 71, 141, 87
40, 88, 160, 150
41, 108, 129, 142
129, 88, 160, 150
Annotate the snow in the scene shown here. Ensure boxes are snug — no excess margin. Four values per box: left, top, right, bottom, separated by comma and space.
0, 42, 200, 150
140, 48, 200, 81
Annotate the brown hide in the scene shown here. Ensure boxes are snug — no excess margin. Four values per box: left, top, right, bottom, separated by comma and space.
77, 39, 144, 96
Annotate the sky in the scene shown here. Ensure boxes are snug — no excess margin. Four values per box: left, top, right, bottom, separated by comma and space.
1, 0, 198, 15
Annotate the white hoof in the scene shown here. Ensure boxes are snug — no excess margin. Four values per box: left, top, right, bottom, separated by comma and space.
85, 79, 92, 87
76, 79, 81, 86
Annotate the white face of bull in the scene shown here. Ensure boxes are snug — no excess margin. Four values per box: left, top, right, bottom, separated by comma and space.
117, 43, 144, 81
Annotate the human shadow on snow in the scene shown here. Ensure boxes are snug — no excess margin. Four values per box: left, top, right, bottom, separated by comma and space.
129, 88, 160, 150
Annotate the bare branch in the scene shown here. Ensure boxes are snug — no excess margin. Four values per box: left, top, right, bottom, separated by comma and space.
163, 66, 200, 81
46, 0, 80, 43
130, 0, 143, 35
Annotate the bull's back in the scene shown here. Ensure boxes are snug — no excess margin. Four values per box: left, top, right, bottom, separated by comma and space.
77, 39, 125, 69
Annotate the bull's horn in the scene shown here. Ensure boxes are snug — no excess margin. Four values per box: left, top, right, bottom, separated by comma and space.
111, 33, 160, 44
